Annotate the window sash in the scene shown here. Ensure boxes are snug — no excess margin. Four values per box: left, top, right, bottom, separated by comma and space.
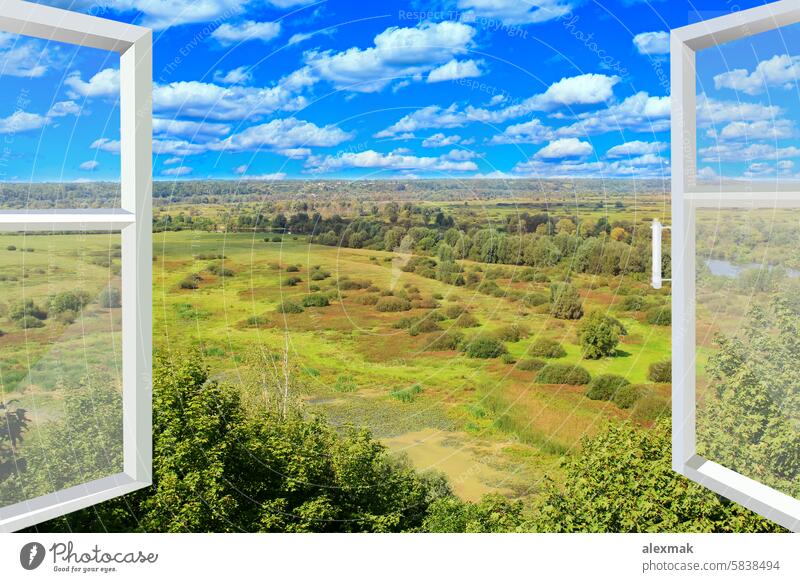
0, 1, 151, 532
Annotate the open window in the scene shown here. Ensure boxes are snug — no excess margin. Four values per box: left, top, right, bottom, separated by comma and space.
671, 0, 800, 531
0, 1, 151, 531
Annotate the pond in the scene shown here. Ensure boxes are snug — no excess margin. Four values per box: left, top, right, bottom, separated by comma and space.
705, 258, 800, 279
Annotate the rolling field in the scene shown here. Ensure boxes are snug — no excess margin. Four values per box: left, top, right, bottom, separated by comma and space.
153, 229, 671, 500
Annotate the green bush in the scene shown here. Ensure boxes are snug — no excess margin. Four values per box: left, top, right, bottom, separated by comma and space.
6, 245, 16, 251
310, 270, 329, 281
276, 300, 304, 314
425, 331, 463, 351
530, 338, 567, 358
179, 273, 203, 289
390, 384, 423, 403
494, 323, 529, 343
302, 293, 330, 308
334, 375, 357, 392
443, 304, 466, 319
619, 295, 646, 311
409, 318, 441, 336
453, 313, 480, 328
612, 383, 642, 409
375, 296, 411, 312
645, 307, 671, 326
271, 236, 282, 242
648, 360, 671, 383
577, 311, 625, 359
207, 263, 234, 277
285, 265, 300, 272
48, 290, 91, 314
353, 294, 380, 305
8, 299, 47, 321
242, 315, 269, 327
522, 292, 549, 307
500, 353, 516, 364
517, 358, 546, 371
549, 283, 583, 320
585, 374, 630, 401
17, 315, 44, 329
462, 336, 506, 359
536, 364, 591, 385
339, 279, 372, 290
283, 276, 302, 287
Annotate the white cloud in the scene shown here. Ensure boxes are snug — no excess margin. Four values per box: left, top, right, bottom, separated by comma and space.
466, 73, 619, 123
457, 0, 573, 24
699, 142, 800, 163
213, 66, 252, 85
422, 133, 463, 147
375, 104, 469, 137
307, 149, 478, 173
0, 111, 47, 134
697, 93, 782, 125
606, 140, 666, 158
65, 68, 120, 98
91, 137, 121, 154
489, 118, 553, 144
714, 54, 800, 95
427, 59, 483, 83
153, 117, 231, 138
289, 28, 336, 45
47, 100, 81, 118
164, 157, 182, 165
153, 138, 208, 156
79, 160, 99, 171
305, 21, 476, 93
211, 20, 281, 45
534, 137, 592, 159
0, 38, 52, 77
277, 147, 312, 158
710, 119, 795, 141
514, 153, 667, 179
633, 31, 669, 55
214, 117, 353, 152
234, 164, 248, 174
243, 172, 287, 180
162, 166, 193, 176
556, 91, 670, 136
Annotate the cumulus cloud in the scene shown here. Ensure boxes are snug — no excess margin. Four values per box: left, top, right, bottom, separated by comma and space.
213, 66, 253, 85
699, 142, 800, 163
489, 118, 553, 144
91, 137, 121, 154
534, 138, 592, 159
211, 20, 281, 45
514, 153, 667, 179
305, 21, 476, 93
306, 149, 478, 173
0, 111, 47, 134
79, 160, 99, 171
162, 166, 193, 176
65, 68, 120, 98
714, 54, 800, 95
0, 35, 53, 77
457, 0, 573, 24
556, 91, 670, 136
163, 157, 182, 165
375, 104, 469, 137
427, 59, 483, 83
709, 119, 795, 141
213, 117, 353, 152
606, 140, 666, 158
633, 31, 669, 55
153, 117, 231, 138
47, 101, 81, 118
422, 133, 464, 147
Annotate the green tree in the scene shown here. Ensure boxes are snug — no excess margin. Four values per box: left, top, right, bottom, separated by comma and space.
549, 283, 583, 320
577, 311, 625, 359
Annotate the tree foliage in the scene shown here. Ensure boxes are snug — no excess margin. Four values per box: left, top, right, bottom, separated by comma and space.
577, 311, 625, 359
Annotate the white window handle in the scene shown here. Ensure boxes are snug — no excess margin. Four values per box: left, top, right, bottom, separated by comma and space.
651, 219, 671, 289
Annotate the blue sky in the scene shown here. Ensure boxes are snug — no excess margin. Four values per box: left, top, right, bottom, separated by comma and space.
0, 0, 793, 182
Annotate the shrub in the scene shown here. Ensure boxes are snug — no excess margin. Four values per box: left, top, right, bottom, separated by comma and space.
500, 353, 516, 365
411, 298, 438, 309
353, 294, 380, 305
585, 374, 630, 401
285, 265, 300, 273
645, 307, 671, 326
242, 315, 270, 327
17, 315, 44, 329
302, 293, 330, 308
494, 323, 529, 343
453, 313, 479, 328
619, 295, 646, 311
310, 270, 329, 281
648, 360, 671, 383
276, 300, 304, 314
339, 279, 371, 290
631, 389, 670, 422
207, 264, 234, 277
283, 276, 302, 287
195, 253, 225, 260
530, 338, 567, 358
375, 296, 411, 312
6, 245, 16, 251
392, 316, 418, 329
536, 364, 591, 385
179, 273, 203, 289
443, 304, 466, 319
271, 236, 282, 242
409, 318, 441, 336
390, 384, 423, 403
462, 336, 506, 359
517, 358, 546, 371
425, 330, 463, 351
334, 375, 357, 392
48, 290, 91, 314
309, 285, 320, 292
432, 292, 444, 300
549, 283, 583, 320
577, 311, 626, 359
522, 292, 549, 307
8, 299, 47, 321
612, 383, 642, 409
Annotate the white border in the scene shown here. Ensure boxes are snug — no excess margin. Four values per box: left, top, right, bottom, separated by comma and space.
0, 0, 151, 532
671, 0, 800, 532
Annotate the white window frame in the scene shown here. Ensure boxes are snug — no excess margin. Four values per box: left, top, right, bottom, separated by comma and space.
671, 0, 800, 532
0, 0, 151, 532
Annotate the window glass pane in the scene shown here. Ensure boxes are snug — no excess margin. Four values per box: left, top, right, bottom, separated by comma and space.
695, 207, 800, 498
0, 230, 123, 508
695, 23, 800, 185
0, 32, 120, 208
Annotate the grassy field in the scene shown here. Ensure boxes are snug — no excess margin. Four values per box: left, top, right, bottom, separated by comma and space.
152, 229, 671, 500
